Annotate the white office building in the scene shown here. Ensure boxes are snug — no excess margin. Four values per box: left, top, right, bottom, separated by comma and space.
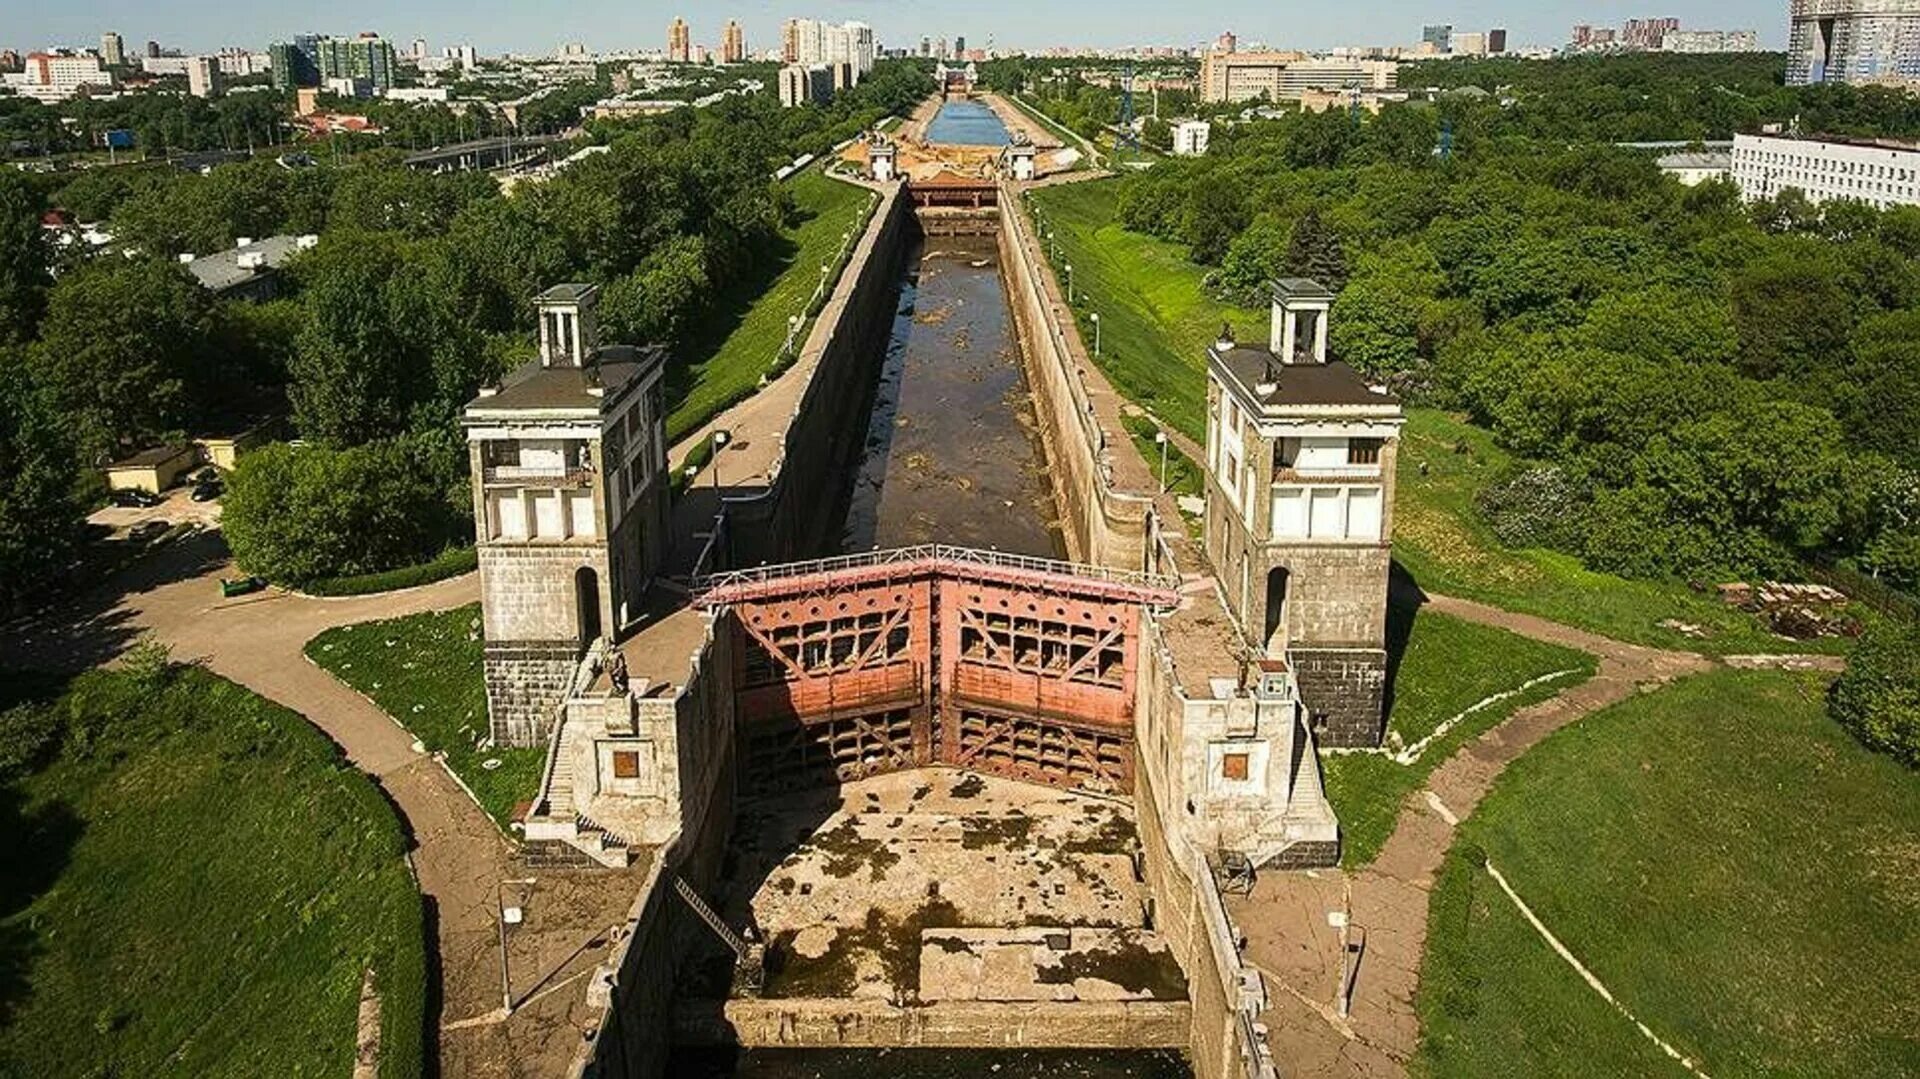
1172, 120, 1212, 156
1731, 132, 1920, 208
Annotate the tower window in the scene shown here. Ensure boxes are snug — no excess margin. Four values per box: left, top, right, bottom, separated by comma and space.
1347, 438, 1382, 465
1221, 753, 1250, 781
611, 750, 640, 778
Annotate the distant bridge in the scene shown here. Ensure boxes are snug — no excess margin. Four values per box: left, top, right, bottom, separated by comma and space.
403, 134, 564, 173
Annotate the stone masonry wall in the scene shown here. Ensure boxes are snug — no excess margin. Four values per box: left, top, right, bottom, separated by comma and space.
1291, 647, 1387, 748
483, 641, 578, 746
999, 185, 1152, 570
727, 182, 908, 566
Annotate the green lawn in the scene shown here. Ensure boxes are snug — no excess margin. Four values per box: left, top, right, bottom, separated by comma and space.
666, 167, 875, 443
1027, 178, 1261, 443
1416, 668, 1920, 1078
307, 605, 543, 827
1323, 600, 1594, 866
1027, 179, 1833, 655
0, 664, 424, 1078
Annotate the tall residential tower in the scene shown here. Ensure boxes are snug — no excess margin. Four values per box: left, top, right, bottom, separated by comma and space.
1788, 0, 1920, 86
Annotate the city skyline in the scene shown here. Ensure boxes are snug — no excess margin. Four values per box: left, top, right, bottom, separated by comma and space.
10, 1, 1793, 58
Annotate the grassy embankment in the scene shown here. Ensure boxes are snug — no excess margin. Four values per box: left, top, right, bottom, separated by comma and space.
665, 165, 874, 445
1415, 668, 1920, 1078
1027, 178, 1834, 655
0, 664, 425, 1078
1324, 602, 1594, 866
307, 604, 540, 827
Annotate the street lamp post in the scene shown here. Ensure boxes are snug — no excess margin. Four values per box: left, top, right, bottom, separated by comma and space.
1090, 312, 1101, 357
711, 430, 729, 492
1155, 429, 1169, 493
1065, 263, 1073, 302
496, 878, 535, 1016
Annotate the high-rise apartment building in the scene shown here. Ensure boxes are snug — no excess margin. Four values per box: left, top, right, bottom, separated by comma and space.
1623, 17, 1683, 48
1450, 31, 1489, 55
187, 55, 222, 98
319, 35, 396, 93
1662, 28, 1761, 52
1421, 24, 1453, 50
722, 20, 747, 63
271, 33, 393, 92
1788, 0, 1920, 86
781, 19, 875, 77
100, 32, 125, 67
668, 17, 691, 63
1488, 28, 1509, 53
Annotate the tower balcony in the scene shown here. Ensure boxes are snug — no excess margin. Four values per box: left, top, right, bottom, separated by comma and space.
482, 464, 593, 488
1272, 465, 1381, 484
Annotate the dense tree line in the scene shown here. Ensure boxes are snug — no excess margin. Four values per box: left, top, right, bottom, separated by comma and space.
1108, 75, 1920, 592
0, 61, 933, 594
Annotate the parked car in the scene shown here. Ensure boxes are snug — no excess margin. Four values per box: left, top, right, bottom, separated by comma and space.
128, 521, 170, 544
109, 488, 163, 508
191, 474, 223, 502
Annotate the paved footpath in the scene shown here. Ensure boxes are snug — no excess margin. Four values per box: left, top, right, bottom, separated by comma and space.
0, 532, 629, 1077
1228, 593, 1717, 1078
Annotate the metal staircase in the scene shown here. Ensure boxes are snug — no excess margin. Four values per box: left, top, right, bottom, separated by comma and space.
673, 877, 764, 996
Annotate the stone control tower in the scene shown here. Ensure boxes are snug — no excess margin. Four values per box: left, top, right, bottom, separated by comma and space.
463, 284, 671, 746
1202, 278, 1403, 747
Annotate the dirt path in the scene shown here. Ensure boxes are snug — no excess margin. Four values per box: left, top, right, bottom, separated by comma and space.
1227, 592, 1714, 1078
0, 532, 628, 1077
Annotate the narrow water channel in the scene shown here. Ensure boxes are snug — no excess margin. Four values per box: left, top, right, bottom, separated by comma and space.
838, 231, 1063, 559
923, 99, 1012, 146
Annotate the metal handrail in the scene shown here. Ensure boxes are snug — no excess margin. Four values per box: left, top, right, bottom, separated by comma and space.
692, 543, 1181, 597
482, 465, 593, 487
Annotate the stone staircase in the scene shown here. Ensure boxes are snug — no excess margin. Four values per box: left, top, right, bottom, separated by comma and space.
521, 665, 635, 869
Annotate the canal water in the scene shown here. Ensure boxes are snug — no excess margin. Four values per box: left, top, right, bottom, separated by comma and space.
924, 99, 1012, 146
838, 231, 1064, 559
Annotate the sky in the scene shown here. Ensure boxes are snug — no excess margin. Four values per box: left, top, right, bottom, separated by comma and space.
4, 0, 1791, 58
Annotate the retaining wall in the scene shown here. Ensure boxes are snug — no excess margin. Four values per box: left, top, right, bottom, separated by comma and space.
681, 999, 1192, 1049
724, 181, 911, 566
570, 616, 739, 1079
997, 185, 1153, 572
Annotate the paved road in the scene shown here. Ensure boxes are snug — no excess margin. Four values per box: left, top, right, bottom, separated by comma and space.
1, 531, 627, 1077
1229, 592, 1715, 1078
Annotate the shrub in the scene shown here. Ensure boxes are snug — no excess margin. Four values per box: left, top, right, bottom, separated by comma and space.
0, 701, 61, 781
1474, 466, 1588, 550
1827, 622, 1920, 767
304, 546, 477, 597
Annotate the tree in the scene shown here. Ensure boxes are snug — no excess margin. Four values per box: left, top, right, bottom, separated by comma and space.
1578, 285, 1738, 368
0, 171, 49, 345
222, 437, 467, 584
287, 234, 421, 444
1331, 242, 1444, 387
1827, 621, 1920, 768
1838, 309, 1920, 468
1728, 249, 1856, 382
27, 257, 219, 463
1182, 174, 1246, 265
0, 355, 85, 604
1283, 208, 1348, 292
